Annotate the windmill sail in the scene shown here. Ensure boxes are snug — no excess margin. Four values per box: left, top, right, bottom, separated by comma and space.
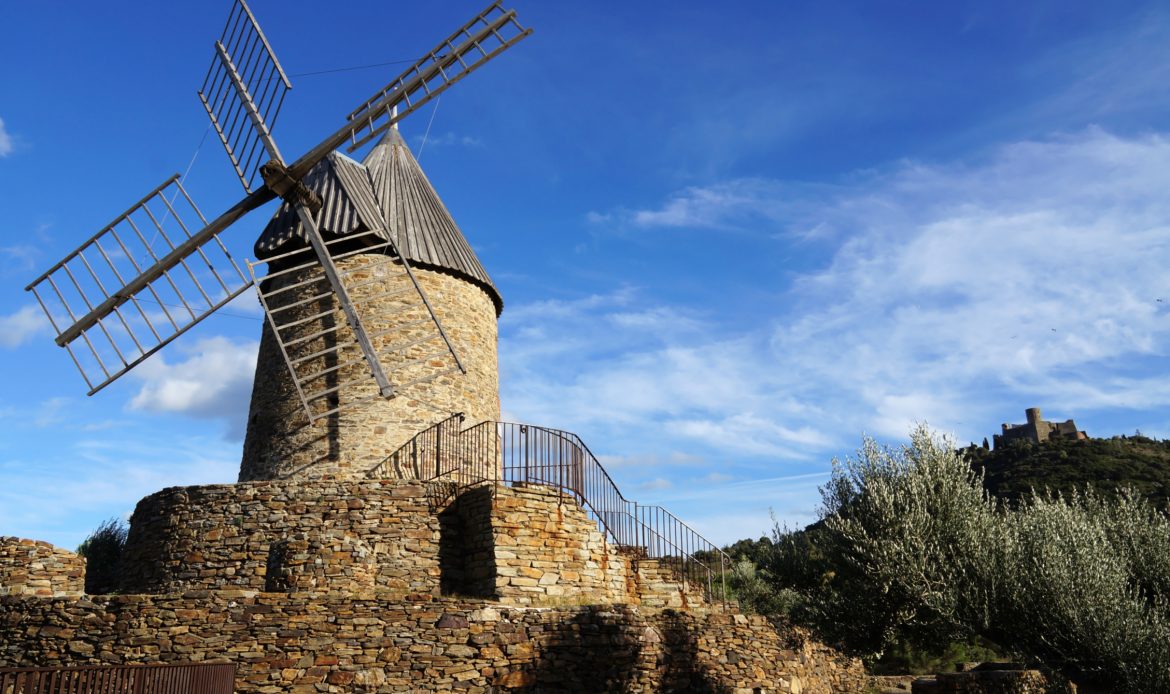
198, 0, 291, 193
26, 0, 527, 402
24, 177, 252, 395
344, 1, 533, 153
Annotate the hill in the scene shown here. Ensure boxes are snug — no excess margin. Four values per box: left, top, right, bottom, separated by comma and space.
963, 435, 1170, 509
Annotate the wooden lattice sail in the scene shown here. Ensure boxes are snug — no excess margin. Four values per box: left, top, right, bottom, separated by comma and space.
26, 0, 529, 418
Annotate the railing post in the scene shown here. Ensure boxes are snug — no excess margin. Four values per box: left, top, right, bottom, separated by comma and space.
721, 552, 728, 607
434, 420, 442, 479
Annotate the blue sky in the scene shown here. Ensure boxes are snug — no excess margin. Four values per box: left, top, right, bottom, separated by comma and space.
2, 1, 1170, 550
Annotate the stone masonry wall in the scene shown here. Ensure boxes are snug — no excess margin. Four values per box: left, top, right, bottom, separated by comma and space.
0, 538, 85, 599
466, 484, 634, 606
119, 480, 442, 596
240, 262, 500, 482
913, 669, 1064, 694
462, 484, 709, 608
117, 479, 709, 609
0, 594, 867, 693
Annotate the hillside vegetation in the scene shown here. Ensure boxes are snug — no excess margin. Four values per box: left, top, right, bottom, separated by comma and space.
964, 435, 1170, 509
719, 430, 1170, 686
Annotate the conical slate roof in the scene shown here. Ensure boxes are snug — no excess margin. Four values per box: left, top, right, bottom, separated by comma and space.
256, 128, 502, 314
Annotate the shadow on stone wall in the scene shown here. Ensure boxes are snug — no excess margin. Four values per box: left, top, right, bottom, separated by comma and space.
439, 485, 496, 598
529, 609, 643, 692
659, 611, 719, 694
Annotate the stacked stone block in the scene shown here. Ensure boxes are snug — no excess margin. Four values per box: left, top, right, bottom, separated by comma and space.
119, 480, 443, 596
0, 537, 85, 598
0, 594, 868, 693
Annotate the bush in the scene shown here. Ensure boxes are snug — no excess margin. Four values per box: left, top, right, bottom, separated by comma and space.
76, 517, 127, 594
818, 426, 1170, 692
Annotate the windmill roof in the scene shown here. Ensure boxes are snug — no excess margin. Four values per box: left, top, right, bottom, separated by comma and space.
255, 128, 502, 314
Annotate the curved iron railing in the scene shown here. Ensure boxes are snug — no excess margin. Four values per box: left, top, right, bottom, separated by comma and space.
371, 414, 730, 603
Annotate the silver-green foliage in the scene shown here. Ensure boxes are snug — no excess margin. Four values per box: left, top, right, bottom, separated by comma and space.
822, 426, 1170, 692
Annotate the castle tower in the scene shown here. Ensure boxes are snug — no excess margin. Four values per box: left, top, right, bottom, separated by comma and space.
240, 129, 502, 481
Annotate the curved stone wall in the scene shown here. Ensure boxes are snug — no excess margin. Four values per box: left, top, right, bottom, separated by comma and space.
240, 260, 500, 481
116, 479, 698, 609
0, 537, 85, 598
119, 480, 443, 596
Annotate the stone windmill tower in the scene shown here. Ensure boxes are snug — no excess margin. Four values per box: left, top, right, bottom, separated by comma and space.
240, 126, 503, 482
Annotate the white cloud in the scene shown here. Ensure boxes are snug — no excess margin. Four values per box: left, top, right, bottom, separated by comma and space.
0, 305, 49, 348
0, 117, 12, 158
769, 127, 1170, 439
639, 477, 672, 491
129, 336, 258, 438
0, 432, 238, 549
413, 131, 483, 152
505, 128, 1170, 471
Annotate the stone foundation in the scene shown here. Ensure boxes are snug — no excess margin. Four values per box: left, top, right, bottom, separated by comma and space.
0, 537, 85, 598
0, 594, 866, 693
117, 479, 710, 609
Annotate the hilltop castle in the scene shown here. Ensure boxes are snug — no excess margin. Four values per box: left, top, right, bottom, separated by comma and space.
993, 407, 1087, 449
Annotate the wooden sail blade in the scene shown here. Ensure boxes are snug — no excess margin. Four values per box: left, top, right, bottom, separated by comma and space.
198, 0, 292, 193
344, 2, 532, 153
25, 177, 254, 395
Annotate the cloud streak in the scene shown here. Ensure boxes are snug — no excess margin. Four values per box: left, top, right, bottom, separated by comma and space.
0, 306, 49, 348
0, 117, 12, 158
129, 336, 258, 439
506, 128, 1170, 540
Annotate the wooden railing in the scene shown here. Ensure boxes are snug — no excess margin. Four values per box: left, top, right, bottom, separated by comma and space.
371, 414, 731, 603
0, 662, 236, 693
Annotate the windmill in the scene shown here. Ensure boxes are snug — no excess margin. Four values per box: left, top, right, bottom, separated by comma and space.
24, 1, 530, 433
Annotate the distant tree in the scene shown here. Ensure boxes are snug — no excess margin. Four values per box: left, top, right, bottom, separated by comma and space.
76, 517, 127, 594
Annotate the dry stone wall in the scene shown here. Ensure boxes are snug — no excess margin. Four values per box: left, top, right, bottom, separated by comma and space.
912, 669, 1065, 694
118, 478, 716, 609
0, 538, 85, 599
119, 480, 443, 596
468, 484, 633, 605
457, 484, 713, 608
240, 262, 500, 482
0, 594, 866, 693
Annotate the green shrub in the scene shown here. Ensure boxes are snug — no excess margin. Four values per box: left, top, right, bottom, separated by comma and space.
76, 517, 127, 594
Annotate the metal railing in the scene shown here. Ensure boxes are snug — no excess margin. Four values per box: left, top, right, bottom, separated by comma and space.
372, 415, 731, 603
0, 662, 236, 693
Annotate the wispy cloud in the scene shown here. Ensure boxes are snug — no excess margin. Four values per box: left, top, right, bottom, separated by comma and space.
770, 127, 1170, 439
0, 305, 49, 348
0, 432, 238, 549
589, 178, 839, 236
129, 336, 258, 439
508, 127, 1170, 483
0, 117, 13, 158
413, 131, 483, 152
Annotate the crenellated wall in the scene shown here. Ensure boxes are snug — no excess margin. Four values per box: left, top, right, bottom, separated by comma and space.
0, 537, 85, 599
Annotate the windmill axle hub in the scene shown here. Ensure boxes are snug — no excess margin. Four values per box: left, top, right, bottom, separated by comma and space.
260, 160, 322, 214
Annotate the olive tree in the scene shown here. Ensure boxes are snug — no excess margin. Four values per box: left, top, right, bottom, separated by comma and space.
817, 426, 1170, 692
